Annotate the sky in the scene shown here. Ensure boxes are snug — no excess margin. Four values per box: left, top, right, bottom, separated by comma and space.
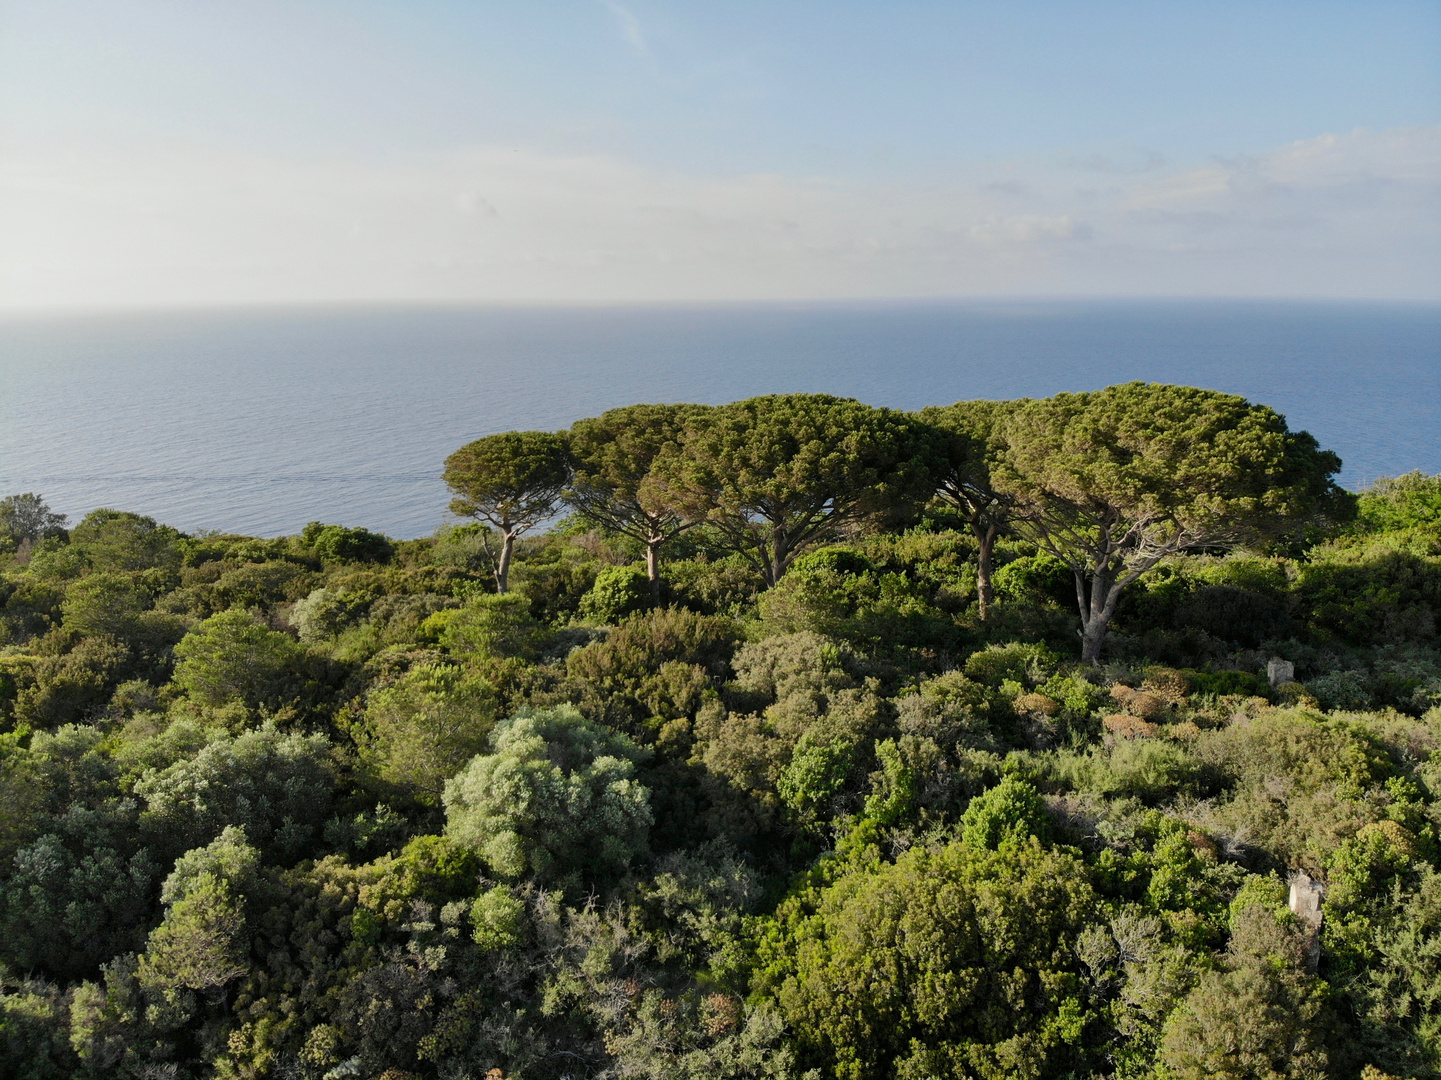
1, 1, 1438, 309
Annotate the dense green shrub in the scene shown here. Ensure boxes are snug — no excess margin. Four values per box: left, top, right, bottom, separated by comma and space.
0, 446, 1435, 1076
428, 592, 552, 660
1359, 471, 1441, 532
135, 724, 338, 860
992, 551, 1074, 607
172, 608, 306, 709
1189, 669, 1271, 697
756, 838, 1097, 1080
580, 564, 652, 623
567, 607, 736, 729
360, 662, 500, 797
1298, 530, 1441, 645
302, 521, 395, 564
444, 705, 651, 890
964, 641, 1060, 687
1174, 584, 1294, 646
69, 509, 183, 574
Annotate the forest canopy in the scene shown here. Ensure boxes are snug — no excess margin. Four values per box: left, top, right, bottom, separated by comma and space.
1, 383, 1437, 1080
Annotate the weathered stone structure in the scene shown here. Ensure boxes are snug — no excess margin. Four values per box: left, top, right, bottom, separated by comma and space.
1268, 657, 1296, 688
1289, 870, 1324, 972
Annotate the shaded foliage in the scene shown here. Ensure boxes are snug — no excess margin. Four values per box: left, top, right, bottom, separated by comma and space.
0, 397, 1435, 1080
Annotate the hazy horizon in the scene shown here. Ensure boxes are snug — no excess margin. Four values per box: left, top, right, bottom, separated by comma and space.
4, 299, 1435, 537
6, 294, 1441, 321
3, 2, 1438, 311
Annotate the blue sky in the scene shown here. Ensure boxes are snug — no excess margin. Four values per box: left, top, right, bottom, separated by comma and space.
2, 1, 1438, 307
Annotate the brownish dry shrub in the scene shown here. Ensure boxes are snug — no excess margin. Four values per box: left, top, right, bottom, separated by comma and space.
1187, 830, 1220, 861
1103, 713, 1159, 739
704, 993, 742, 1036
1167, 720, 1203, 742
1110, 683, 1168, 719
1014, 692, 1059, 717
1142, 666, 1191, 705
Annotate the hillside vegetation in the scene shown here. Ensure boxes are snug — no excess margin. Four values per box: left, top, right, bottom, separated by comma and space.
0, 386, 1438, 1080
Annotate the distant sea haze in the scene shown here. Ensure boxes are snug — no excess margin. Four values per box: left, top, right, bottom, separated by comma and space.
2, 300, 1437, 539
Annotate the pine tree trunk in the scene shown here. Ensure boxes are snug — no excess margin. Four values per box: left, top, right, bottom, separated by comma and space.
496, 531, 515, 594
645, 542, 661, 606
975, 523, 998, 621
1080, 615, 1109, 664
766, 530, 789, 589
1078, 570, 1117, 664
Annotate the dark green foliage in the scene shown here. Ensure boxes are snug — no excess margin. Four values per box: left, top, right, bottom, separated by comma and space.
0, 576, 63, 646
1347, 867, 1441, 1073
0, 804, 158, 980
0, 977, 76, 1080
135, 724, 338, 860
754, 543, 959, 665
756, 838, 1098, 1080
664, 553, 767, 614
581, 563, 652, 623
0, 493, 67, 545
1158, 902, 1329, 1079
1298, 529, 1441, 645
171, 608, 306, 709
787, 548, 875, 578
1176, 584, 1294, 646
431, 592, 553, 660
12, 634, 136, 727
567, 606, 736, 732
993, 551, 1075, 607
507, 531, 603, 623
1189, 668, 1273, 697
302, 521, 396, 564
0, 404, 1433, 1078
68, 508, 183, 574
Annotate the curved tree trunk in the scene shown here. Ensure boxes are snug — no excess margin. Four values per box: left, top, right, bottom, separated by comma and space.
975, 522, 998, 621
495, 531, 516, 594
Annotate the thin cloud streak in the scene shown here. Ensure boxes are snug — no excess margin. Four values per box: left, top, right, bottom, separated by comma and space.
602, 1, 649, 56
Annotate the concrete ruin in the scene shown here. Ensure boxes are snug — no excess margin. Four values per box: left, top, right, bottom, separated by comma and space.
1288, 871, 1325, 973
1268, 658, 1296, 688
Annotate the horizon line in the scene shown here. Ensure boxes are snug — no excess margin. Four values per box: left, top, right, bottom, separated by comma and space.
4, 293, 1440, 321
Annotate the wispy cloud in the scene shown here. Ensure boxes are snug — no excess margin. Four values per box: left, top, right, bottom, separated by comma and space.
969, 215, 1080, 245
602, 1, 648, 56
1, 126, 1436, 308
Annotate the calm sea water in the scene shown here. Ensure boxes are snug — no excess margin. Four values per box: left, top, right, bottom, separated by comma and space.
2, 300, 1437, 538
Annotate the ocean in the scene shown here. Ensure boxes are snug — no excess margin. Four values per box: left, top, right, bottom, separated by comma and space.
2, 299, 1437, 539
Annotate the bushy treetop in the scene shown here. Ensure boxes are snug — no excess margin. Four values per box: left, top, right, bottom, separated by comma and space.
993, 382, 1347, 661
996, 382, 1344, 542
443, 430, 571, 526
568, 402, 710, 519
0, 493, 67, 543
650, 393, 940, 584
443, 705, 652, 889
